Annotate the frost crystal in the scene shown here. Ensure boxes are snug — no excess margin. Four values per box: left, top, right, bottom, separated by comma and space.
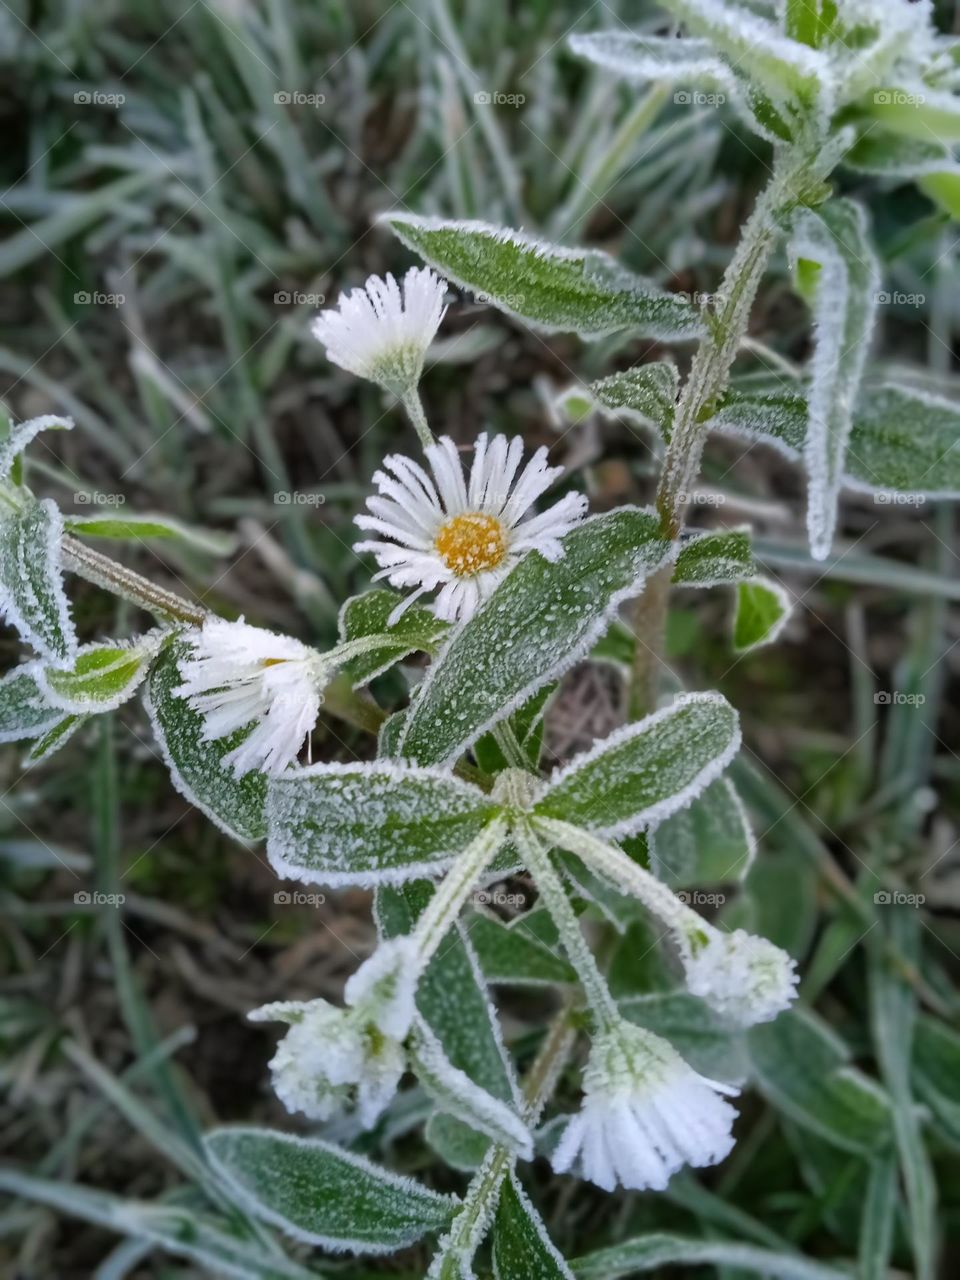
551, 1020, 738, 1192
681, 927, 798, 1026
356, 433, 587, 623
311, 267, 446, 396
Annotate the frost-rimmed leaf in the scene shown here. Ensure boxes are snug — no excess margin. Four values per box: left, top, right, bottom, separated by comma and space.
36, 637, 160, 714
569, 32, 736, 96
398, 508, 674, 767
381, 214, 704, 341
144, 639, 266, 843
787, 199, 880, 558
588, 364, 679, 435
572, 1232, 849, 1280
469, 910, 576, 986
492, 1171, 575, 1279
266, 763, 501, 887
843, 132, 960, 179
532, 691, 740, 839
672, 527, 753, 587
733, 577, 791, 651
650, 777, 755, 887
619, 991, 748, 1083
63, 511, 236, 556
0, 497, 76, 662
25, 712, 86, 764
0, 414, 73, 481
914, 1016, 960, 1147
338, 588, 449, 686
204, 1126, 458, 1255
0, 664, 64, 742
866, 85, 960, 145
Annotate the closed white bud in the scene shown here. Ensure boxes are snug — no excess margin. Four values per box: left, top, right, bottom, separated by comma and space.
681, 927, 798, 1026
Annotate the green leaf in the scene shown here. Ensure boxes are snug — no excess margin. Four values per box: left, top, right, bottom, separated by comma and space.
865, 86, 960, 145
914, 1015, 960, 1147
474, 684, 557, 774
787, 199, 880, 558
588, 363, 679, 435
398, 508, 673, 766
266, 764, 501, 887
843, 132, 959, 178
672, 527, 754, 587
571, 1232, 850, 1280
492, 1171, 575, 1279
145, 639, 266, 843
338, 588, 450, 686
859, 1152, 898, 1280
205, 1126, 458, 1254
63, 511, 236, 556
0, 414, 73, 481
25, 712, 86, 763
0, 664, 64, 742
469, 910, 576, 986
733, 577, 791, 651
0, 498, 76, 662
918, 169, 960, 221
532, 691, 740, 838
650, 778, 755, 886
37, 639, 157, 713
381, 214, 704, 341
747, 1008, 894, 1155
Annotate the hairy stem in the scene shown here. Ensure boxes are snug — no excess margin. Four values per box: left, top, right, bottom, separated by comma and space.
411, 817, 508, 965
402, 387, 435, 450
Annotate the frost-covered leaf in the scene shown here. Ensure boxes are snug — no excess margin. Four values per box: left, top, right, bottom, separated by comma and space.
748, 1008, 894, 1154
733, 577, 791, 651
145, 639, 266, 843
843, 132, 960, 178
672, 527, 753, 587
572, 1233, 849, 1280
398, 508, 673, 767
866, 85, 960, 145
914, 1016, 960, 1147
787, 199, 880, 558
588, 364, 679, 435
24, 712, 86, 764
36, 638, 159, 714
266, 763, 501, 887
0, 498, 76, 662
650, 777, 755, 887
338, 588, 449, 686
569, 31, 735, 95
532, 691, 740, 839
469, 910, 576, 986
63, 511, 236, 556
0, 663, 64, 742
619, 991, 748, 1082
492, 1171, 574, 1279
0, 414, 73, 481
205, 1126, 458, 1255
382, 214, 704, 341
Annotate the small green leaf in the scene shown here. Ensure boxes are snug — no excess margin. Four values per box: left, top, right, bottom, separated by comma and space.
398, 508, 673, 766
493, 1171, 575, 1279
0, 414, 73, 481
673, 527, 754, 587
733, 578, 791, 651
382, 214, 704, 341
0, 498, 76, 662
572, 1232, 849, 1280
25, 713, 86, 763
650, 778, 755, 886
914, 1016, 960, 1147
38, 639, 157, 713
469, 910, 576, 986
588, 363, 679, 435
338, 588, 449, 686
865, 85, 960, 145
266, 764, 502, 887
145, 640, 266, 842
533, 692, 740, 838
205, 1126, 458, 1254
0, 664, 63, 742
63, 511, 236, 556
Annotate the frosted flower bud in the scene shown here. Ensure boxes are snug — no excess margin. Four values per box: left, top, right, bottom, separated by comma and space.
551, 1021, 738, 1193
249, 998, 405, 1128
311, 267, 447, 396
681, 927, 798, 1027
174, 617, 331, 777
344, 936, 419, 1040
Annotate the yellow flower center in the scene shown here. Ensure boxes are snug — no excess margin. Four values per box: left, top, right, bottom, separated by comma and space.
434, 512, 508, 576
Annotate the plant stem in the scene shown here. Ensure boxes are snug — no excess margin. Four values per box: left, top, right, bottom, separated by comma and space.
62, 535, 208, 625
410, 817, 508, 965
402, 387, 435, 449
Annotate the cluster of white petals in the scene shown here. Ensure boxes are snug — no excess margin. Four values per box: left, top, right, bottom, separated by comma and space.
551, 1021, 738, 1193
680, 927, 799, 1027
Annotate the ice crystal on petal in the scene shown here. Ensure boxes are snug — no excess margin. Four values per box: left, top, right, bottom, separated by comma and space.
681, 927, 799, 1026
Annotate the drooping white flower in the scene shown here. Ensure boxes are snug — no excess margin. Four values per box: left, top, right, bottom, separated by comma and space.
311, 267, 447, 395
174, 617, 329, 777
355, 433, 588, 623
551, 1022, 738, 1193
344, 936, 419, 1040
249, 997, 406, 1128
680, 927, 798, 1027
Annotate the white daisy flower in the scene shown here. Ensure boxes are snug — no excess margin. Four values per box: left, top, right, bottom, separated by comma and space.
174, 617, 329, 778
551, 1022, 738, 1193
681, 927, 798, 1027
249, 998, 405, 1128
355, 433, 588, 624
311, 267, 447, 396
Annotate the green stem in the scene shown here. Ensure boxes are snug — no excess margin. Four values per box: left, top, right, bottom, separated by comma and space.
62, 534, 208, 625
402, 387, 435, 450
410, 817, 508, 966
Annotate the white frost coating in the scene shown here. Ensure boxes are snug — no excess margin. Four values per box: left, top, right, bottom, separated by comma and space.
356, 433, 587, 624
680, 927, 799, 1026
538, 691, 741, 839
551, 1020, 738, 1192
788, 202, 880, 560
0, 498, 77, 664
311, 267, 446, 395
412, 1019, 533, 1158
673, 525, 753, 588
733, 576, 792, 652
0, 662, 64, 742
0, 414, 73, 479
457, 918, 526, 1111
204, 1126, 458, 1257
34, 635, 160, 714
495, 1170, 577, 1278
344, 937, 419, 1040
